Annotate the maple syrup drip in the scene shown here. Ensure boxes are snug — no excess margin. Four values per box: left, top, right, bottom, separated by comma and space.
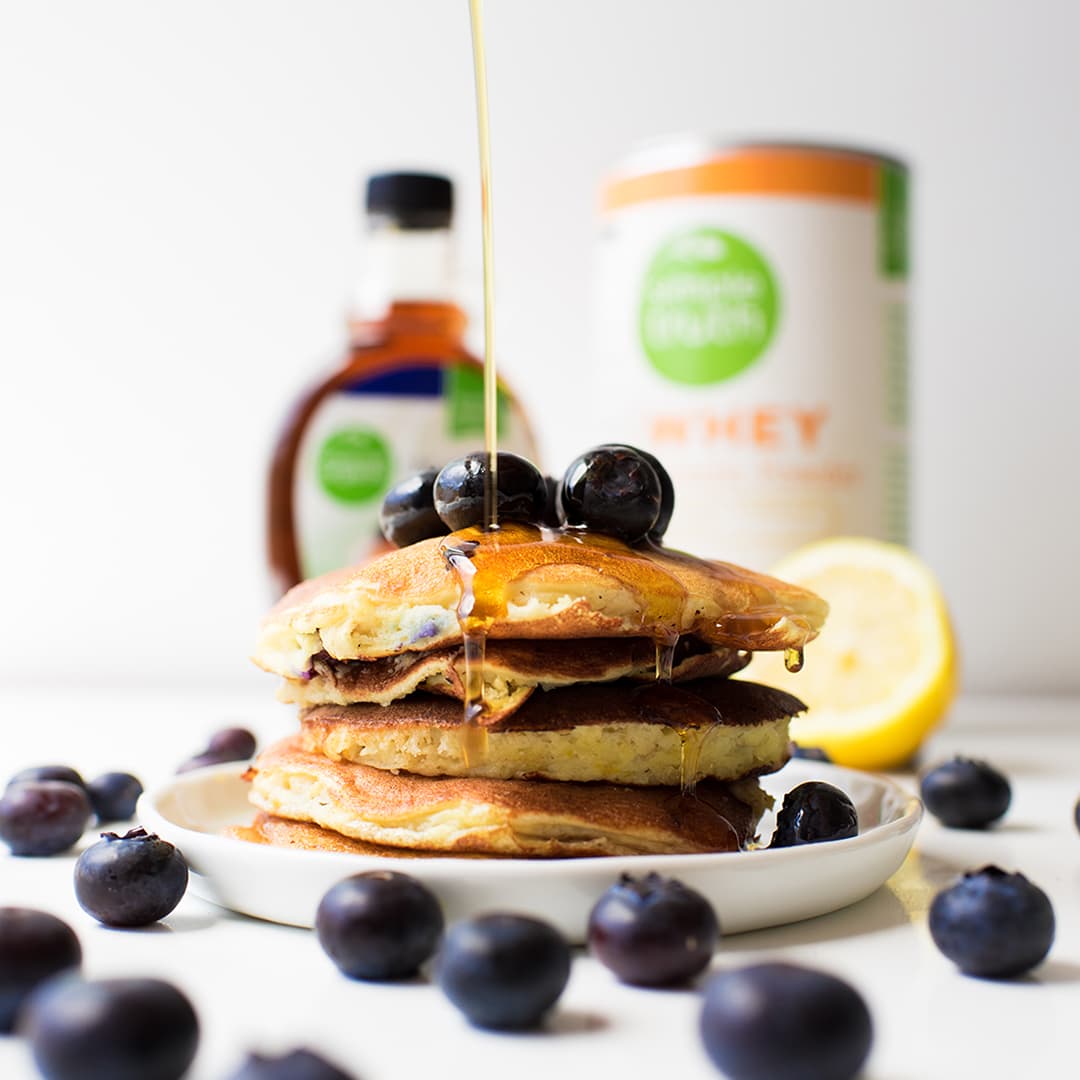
654, 630, 680, 683
444, 540, 490, 764
634, 683, 721, 795
676, 726, 709, 797
784, 646, 805, 673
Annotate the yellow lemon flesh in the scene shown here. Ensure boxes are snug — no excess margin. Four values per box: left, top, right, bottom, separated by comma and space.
747, 538, 958, 771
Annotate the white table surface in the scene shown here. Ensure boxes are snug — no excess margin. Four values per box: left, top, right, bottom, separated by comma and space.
1, 691, 1077, 1080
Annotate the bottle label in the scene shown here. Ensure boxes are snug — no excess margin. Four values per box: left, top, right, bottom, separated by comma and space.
295, 362, 534, 578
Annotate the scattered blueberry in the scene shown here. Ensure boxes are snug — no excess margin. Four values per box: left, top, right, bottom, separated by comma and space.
74, 828, 188, 927
227, 1048, 356, 1080
558, 445, 662, 543
86, 772, 144, 823
770, 781, 858, 848
920, 757, 1011, 829
598, 444, 674, 541
1075, 796, 1080, 835
316, 872, 444, 981
587, 873, 719, 986
929, 866, 1054, 978
21, 976, 199, 1080
7, 765, 87, 792
434, 452, 546, 531
0, 781, 92, 856
436, 913, 571, 1030
700, 962, 873, 1080
791, 744, 832, 763
178, 726, 257, 773
207, 727, 258, 760
0, 908, 82, 1033
379, 467, 447, 548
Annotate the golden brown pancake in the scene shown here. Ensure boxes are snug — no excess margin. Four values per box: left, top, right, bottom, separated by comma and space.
254, 523, 828, 679
227, 812, 469, 858
248, 735, 771, 857
280, 637, 750, 717
301, 676, 801, 785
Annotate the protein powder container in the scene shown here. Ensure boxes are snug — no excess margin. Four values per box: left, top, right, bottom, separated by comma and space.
592, 139, 909, 569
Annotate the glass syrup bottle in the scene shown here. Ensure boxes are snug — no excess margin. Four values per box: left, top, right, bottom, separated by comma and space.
266, 171, 537, 597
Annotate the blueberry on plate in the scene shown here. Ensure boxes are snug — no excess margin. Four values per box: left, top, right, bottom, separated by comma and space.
929, 866, 1054, 978
7, 765, 87, 792
0, 781, 92, 856
435, 913, 571, 1030
558, 445, 662, 543
434, 452, 546, 531
227, 1048, 356, 1080
597, 444, 675, 541
0, 908, 82, 1032
74, 828, 189, 927
86, 772, 144, 823
316, 871, 444, 981
700, 962, 873, 1080
919, 757, 1011, 829
587, 872, 719, 986
20, 976, 198, 1080
770, 781, 858, 848
379, 467, 447, 547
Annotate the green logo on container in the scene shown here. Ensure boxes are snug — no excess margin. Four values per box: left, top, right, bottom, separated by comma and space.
317, 428, 392, 504
639, 227, 779, 385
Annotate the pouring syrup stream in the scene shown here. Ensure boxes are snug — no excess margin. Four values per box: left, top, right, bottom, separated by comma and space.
453, 0, 498, 762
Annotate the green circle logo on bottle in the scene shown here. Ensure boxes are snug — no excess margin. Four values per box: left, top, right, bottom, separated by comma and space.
639, 227, 780, 385
317, 428, 393, 504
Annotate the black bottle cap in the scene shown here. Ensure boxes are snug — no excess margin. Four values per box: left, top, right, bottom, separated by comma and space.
365, 172, 453, 229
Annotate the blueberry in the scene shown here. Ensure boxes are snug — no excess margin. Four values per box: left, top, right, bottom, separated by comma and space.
7, 765, 87, 792
920, 757, 1011, 829
434, 452, 546, 531
587, 873, 719, 986
436, 914, 571, 1030
86, 773, 143, 823
74, 828, 188, 927
929, 866, 1054, 978
316, 871, 444, 981
178, 726, 257, 773
0, 781, 92, 856
227, 1048, 356, 1080
558, 445, 662, 543
770, 781, 858, 848
1075, 796, 1080, 834
206, 726, 258, 760
700, 962, 873, 1080
540, 474, 561, 527
21, 976, 199, 1080
0, 908, 81, 1033
598, 444, 674, 540
791, 744, 832, 763
379, 467, 447, 547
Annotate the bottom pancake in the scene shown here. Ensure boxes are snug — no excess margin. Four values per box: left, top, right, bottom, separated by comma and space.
228, 811, 490, 858
248, 736, 771, 858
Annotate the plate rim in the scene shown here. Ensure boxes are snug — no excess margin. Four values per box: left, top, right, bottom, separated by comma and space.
139, 759, 923, 878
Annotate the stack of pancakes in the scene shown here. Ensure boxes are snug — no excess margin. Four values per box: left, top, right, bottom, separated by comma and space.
247, 524, 827, 857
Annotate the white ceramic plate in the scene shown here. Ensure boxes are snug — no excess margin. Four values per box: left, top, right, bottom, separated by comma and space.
141, 760, 920, 943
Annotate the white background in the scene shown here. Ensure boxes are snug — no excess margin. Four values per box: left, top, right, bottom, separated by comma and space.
1, 0, 1077, 696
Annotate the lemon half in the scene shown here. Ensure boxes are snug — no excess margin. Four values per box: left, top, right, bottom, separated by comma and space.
748, 537, 958, 771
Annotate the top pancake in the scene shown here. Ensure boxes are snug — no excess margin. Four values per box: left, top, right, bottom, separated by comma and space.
254, 523, 828, 679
